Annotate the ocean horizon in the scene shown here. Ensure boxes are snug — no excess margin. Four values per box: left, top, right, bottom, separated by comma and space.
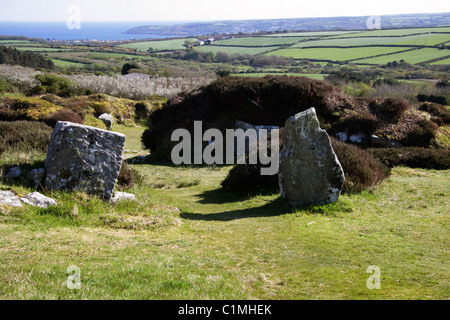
0, 21, 187, 41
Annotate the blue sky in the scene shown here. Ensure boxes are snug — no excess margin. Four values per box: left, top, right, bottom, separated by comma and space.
0, 0, 449, 22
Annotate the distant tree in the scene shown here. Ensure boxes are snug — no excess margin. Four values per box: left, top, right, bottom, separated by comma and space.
436, 79, 449, 88
121, 62, 139, 75
215, 69, 231, 77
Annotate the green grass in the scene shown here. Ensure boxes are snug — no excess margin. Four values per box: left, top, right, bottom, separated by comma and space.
356, 48, 450, 65
267, 47, 406, 62
0, 123, 449, 299
212, 37, 308, 47
11, 47, 69, 52
328, 27, 450, 38
264, 31, 360, 37
195, 45, 274, 55
119, 38, 199, 52
292, 33, 450, 47
429, 57, 450, 65
231, 73, 326, 80
50, 59, 86, 68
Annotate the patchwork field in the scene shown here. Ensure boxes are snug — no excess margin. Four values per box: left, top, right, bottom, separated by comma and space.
119, 38, 199, 52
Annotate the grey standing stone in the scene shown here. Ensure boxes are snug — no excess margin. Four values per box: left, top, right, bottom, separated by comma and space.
44, 121, 125, 201
20, 192, 57, 208
99, 113, 114, 130
278, 108, 345, 207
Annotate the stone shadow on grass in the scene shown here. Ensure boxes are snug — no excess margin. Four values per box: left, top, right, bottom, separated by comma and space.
180, 196, 294, 221
197, 186, 280, 205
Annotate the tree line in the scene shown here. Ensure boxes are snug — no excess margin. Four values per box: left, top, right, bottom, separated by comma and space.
0, 45, 54, 69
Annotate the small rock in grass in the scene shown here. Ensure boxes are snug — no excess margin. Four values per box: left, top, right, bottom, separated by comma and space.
111, 192, 136, 203
0, 191, 23, 207
5, 167, 22, 179
20, 192, 57, 208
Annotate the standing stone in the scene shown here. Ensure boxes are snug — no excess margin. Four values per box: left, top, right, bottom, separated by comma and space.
99, 113, 114, 130
278, 108, 345, 207
44, 121, 125, 201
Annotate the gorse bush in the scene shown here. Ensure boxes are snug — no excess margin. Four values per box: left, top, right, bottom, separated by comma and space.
31, 73, 79, 97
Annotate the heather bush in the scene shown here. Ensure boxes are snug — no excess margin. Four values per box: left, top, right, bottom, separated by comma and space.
330, 138, 389, 193
368, 147, 450, 170
117, 161, 144, 190
369, 97, 409, 122
0, 121, 52, 154
43, 109, 83, 127
143, 76, 353, 152
418, 102, 450, 126
400, 119, 439, 147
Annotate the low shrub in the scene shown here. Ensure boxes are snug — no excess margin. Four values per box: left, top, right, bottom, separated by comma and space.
399, 119, 439, 148
417, 93, 448, 106
418, 102, 450, 126
330, 138, 389, 193
32, 73, 78, 98
117, 161, 144, 190
368, 147, 450, 170
0, 120, 52, 154
369, 97, 409, 122
43, 109, 83, 128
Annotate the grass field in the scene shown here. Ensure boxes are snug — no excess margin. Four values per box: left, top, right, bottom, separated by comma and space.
292, 34, 450, 47
211, 37, 309, 47
356, 48, 450, 65
119, 38, 199, 52
0, 125, 448, 299
195, 45, 274, 55
327, 27, 450, 38
267, 46, 407, 62
50, 59, 86, 68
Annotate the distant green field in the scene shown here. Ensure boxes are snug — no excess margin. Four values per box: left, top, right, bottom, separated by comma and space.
328, 27, 450, 38
119, 38, 199, 52
51, 59, 86, 68
356, 48, 450, 65
85, 52, 142, 59
292, 33, 450, 47
231, 73, 326, 80
196, 45, 274, 55
429, 57, 450, 65
267, 46, 406, 61
263, 31, 360, 37
0, 40, 41, 46
12, 46, 69, 52
212, 36, 310, 47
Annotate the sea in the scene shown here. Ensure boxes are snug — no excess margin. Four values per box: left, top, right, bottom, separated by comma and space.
0, 21, 184, 41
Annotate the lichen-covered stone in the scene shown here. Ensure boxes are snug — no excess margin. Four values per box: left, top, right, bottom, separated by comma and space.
20, 192, 57, 208
278, 108, 345, 206
0, 191, 22, 207
44, 121, 125, 201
